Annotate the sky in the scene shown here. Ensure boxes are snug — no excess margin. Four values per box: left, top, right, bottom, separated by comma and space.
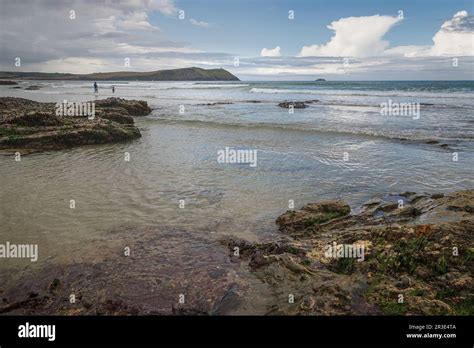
0, 0, 473, 80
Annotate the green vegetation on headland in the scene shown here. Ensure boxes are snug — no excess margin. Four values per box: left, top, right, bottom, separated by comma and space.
0, 67, 240, 81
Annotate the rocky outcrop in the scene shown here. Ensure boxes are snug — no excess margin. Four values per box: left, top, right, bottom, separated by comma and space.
0, 228, 245, 315
94, 97, 152, 116
24, 85, 42, 90
0, 189, 471, 316
197, 101, 233, 106
0, 80, 18, 85
223, 190, 474, 315
278, 100, 320, 109
278, 101, 307, 109
276, 200, 350, 234
0, 97, 152, 152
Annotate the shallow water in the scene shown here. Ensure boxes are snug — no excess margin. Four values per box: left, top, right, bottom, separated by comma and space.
0, 80, 473, 313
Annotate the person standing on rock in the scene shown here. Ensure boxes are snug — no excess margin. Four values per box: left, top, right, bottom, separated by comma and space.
93, 82, 98, 94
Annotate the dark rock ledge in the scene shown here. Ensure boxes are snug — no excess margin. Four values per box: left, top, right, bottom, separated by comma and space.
278, 100, 320, 109
222, 190, 474, 315
0, 190, 471, 315
0, 97, 152, 153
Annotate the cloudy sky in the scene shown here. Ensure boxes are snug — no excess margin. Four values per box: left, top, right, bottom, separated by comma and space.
0, 0, 473, 80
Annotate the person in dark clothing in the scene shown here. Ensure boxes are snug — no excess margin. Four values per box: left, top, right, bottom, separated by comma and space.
112, 86, 115, 93
93, 82, 98, 93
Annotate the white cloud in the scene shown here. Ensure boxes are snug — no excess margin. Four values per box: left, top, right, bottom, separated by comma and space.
190, 19, 211, 28
384, 11, 474, 57
0, 0, 193, 71
382, 45, 430, 57
235, 56, 474, 80
261, 46, 281, 57
142, 0, 178, 16
117, 12, 159, 31
35, 57, 110, 74
429, 11, 474, 56
300, 15, 401, 57
299, 11, 473, 59
30, 56, 220, 74
0, 1, 472, 79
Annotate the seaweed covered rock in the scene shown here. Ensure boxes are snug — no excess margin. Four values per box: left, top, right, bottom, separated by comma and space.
0, 80, 18, 85
94, 97, 152, 116
276, 200, 351, 233
223, 190, 474, 315
278, 101, 307, 109
277, 100, 319, 109
94, 107, 134, 125
0, 97, 152, 152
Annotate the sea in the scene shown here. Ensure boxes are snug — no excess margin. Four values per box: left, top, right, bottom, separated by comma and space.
0, 80, 472, 313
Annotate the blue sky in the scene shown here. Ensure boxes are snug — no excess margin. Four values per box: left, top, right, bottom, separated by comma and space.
1, 0, 473, 80
154, 0, 473, 56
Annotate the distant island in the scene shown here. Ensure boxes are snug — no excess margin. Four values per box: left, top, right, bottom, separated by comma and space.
315, 78, 326, 81
0, 67, 240, 81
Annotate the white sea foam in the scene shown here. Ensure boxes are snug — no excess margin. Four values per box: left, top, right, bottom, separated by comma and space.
250, 87, 470, 99
250, 88, 319, 94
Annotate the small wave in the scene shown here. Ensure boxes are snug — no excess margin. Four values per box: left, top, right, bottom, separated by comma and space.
250, 88, 319, 95
316, 101, 469, 109
224, 98, 468, 110
188, 83, 249, 88
149, 116, 473, 143
249, 87, 471, 99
